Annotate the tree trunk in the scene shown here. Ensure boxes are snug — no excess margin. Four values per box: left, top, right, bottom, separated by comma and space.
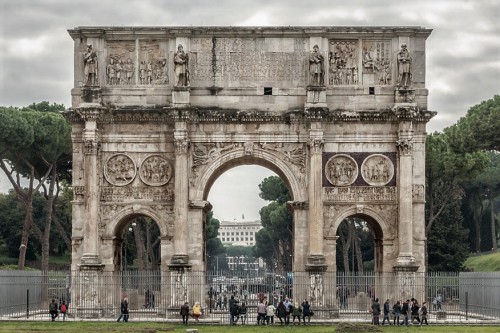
473, 194, 484, 252
354, 229, 363, 273
490, 191, 497, 251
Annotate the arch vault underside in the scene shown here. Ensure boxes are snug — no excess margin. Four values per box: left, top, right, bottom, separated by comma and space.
64, 26, 435, 316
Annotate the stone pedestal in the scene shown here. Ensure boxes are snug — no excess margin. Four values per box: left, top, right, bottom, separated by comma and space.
395, 88, 415, 104
305, 86, 327, 108
81, 86, 102, 105
172, 86, 190, 106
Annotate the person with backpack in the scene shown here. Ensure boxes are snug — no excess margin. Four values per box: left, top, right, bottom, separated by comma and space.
419, 301, 429, 325
49, 299, 58, 321
59, 300, 68, 321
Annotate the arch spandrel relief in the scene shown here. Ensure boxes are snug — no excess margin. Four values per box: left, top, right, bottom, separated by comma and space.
104, 153, 136, 186
139, 155, 173, 186
325, 154, 358, 186
361, 154, 395, 186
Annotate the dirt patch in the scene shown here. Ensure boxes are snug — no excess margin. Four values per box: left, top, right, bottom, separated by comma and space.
336, 322, 383, 332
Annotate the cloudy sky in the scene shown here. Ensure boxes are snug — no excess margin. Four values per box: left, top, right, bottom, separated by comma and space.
1, 0, 499, 220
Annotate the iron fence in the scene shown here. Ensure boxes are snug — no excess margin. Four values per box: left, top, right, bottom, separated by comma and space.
0, 270, 499, 324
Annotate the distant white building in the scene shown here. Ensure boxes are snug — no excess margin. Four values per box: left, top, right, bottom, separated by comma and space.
218, 219, 262, 246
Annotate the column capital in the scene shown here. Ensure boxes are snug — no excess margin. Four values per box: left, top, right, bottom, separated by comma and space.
396, 138, 413, 156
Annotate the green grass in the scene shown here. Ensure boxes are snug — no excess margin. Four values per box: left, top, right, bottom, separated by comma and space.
464, 252, 500, 272
0, 322, 499, 333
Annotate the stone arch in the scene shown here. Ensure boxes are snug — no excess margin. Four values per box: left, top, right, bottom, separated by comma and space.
104, 205, 169, 239
191, 147, 307, 202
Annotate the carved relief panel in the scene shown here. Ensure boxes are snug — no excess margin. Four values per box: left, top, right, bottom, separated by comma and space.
138, 40, 168, 85
361, 154, 394, 186
328, 40, 358, 86
104, 154, 137, 186
139, 155, 173, 186
325, 154, 358, 186
361, 40, 392, 85
106, 41, 136, 86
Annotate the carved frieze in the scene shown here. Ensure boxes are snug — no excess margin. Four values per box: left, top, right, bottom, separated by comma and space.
328, 40, 358, 86
106, 41, 136, 86
260, 142, 306, 173
325, 154, 358, 186
412, 184, 425, 203
361, 154, 395, 186
103, 154, 136, 186
323, 186, 397, 202
189, 38, 308, 86
100, 185, 174, 202
139, 155, 173, 186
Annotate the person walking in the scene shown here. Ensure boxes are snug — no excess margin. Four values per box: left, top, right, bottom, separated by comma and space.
180, 302, 189, 325
371, 298, 381, 325
117, 297, 129, 322
381, 299, 392, 325
411, 299, 421, 324
229, 296, 240, 325
401, 300, 410, 326
393, 300, 401, 325
420, 301, 429, 326
49, 299, 58, 321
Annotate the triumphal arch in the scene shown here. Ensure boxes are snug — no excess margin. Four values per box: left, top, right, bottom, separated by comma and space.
65, 26, 435, 316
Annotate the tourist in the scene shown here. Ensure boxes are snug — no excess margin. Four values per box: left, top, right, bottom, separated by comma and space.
256, 299, 267, 325
266, 300, 276, 325
180, 302, 189, 325
393, 300, 401, 325
228, 295, 239, 325
49, 299, 58, 321
291, 302, 302, 325
59, 300, 68, 321
371, 298, 381, 325
276, 301, 287, 325
301, 300, 313, 325
381, 299, 392, 325
401, 299, 410, 326
411, 298, 421, 324
117, 297, 129, 322
192, 301, 202, 322
420, 301, 429, 325
284, 297, 292, 324
239, 302, 248, 325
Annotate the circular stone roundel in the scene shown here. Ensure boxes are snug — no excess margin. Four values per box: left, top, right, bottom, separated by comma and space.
361, 154, 394, 186
104, 154, 137, 186
139, 155, 173, 186
325, 154, 358, 186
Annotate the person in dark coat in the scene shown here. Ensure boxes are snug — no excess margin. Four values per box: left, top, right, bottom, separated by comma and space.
301, 300, 313, 325
401, 300, 410, 326
180, 302, 189, 325
371, 298, 381, 325
381, 299, 391, 325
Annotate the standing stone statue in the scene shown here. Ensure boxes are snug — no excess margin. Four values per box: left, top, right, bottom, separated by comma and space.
174, 44, 189, 87
397, 44, 412, 88
309, 45, 324, 86
83, 44, 98, 86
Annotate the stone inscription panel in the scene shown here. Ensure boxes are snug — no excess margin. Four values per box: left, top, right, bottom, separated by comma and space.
189, 38, 308, 87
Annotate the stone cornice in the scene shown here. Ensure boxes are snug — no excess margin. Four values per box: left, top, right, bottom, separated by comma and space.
68, 26, 432, 40
62, 107, 437, 125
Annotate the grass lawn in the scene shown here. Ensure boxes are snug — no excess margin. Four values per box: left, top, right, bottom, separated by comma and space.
0, 322, 499, 333
464, 252, 500, 272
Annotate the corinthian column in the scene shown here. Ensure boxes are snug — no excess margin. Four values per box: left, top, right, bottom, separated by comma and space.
395, 120, 417, 269
171, 121, 190, 267
306, 126, 327, 271
80, 109, 102, 265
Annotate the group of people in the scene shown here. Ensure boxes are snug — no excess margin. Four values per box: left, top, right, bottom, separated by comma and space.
256, 297, 313, 326
372, 297, 428, 326
48, 299, 68, 321
179, 301, 203, 325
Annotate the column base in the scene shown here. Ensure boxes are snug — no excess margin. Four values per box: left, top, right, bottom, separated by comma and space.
168, 254, 191, 270
80, 253, 102, 266
393, 253, 418, 272
305, 254, 327, 272
172, 86, 190, 106
305, 86, 327, 108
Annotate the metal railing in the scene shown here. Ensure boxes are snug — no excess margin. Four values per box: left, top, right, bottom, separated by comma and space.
0, 270, 498, 324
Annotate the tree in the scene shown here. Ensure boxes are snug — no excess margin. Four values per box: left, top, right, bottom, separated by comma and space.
446, 95, 500, 153
205, 211, 225, 271
253, 176, 293, 272
0, 104, 71, 270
